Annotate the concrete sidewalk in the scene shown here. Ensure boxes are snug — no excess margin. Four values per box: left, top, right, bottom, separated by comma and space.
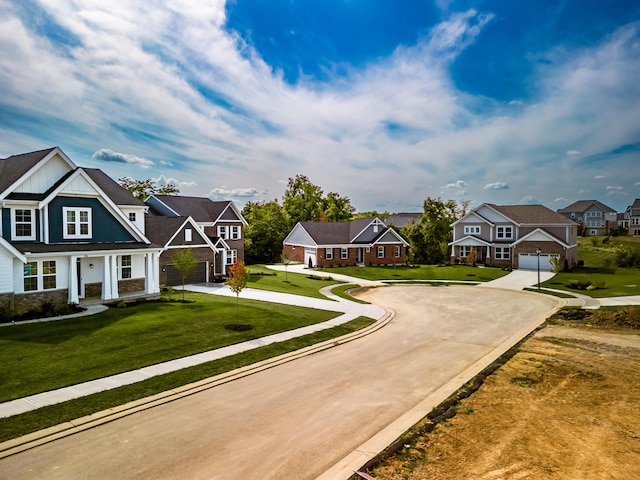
0, 283, 385, 419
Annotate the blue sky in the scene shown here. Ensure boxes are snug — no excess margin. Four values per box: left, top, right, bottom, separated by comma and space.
1, 0, 639, 213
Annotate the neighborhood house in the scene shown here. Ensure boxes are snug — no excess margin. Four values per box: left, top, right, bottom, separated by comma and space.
283, 217, 409, 267
449, 203, 579, 271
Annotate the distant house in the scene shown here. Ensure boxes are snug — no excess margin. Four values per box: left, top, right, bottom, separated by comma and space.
627, 199, 640, 237
384, 213, 421, 229
557, 200, 617, 236
449, 203, 578, 271
283, 217, 409, 267
0, 147, 161, 314
145, 195, 247, 278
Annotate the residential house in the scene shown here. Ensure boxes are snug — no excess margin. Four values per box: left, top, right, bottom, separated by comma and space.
628, 199, 640, 236
449, 203, 578, 271
557, 200, 617, 236
0, 147, 161, 315
145, 195, 247, 277
283, 217, 409, 267
384, 213, 421, 229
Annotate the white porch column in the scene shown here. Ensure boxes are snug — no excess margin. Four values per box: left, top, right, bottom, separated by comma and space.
110, 255, 119, 299
102, 255, 112, 300
486, 246, 491, 259
221, 250, 227, 275
145, 252, 159, 294
68, 256, 79, 304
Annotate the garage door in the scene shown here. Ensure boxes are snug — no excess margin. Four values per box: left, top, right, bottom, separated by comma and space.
166, 262, 207, 286
518, 253, 557, 271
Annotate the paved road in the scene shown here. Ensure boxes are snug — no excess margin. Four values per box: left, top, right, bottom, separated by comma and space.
0, 286, 559, 480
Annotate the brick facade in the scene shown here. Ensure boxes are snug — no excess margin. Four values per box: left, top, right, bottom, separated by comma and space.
12, 289, 69, 315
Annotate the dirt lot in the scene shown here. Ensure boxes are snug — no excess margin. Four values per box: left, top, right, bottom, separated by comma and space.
368, 307, 640, 480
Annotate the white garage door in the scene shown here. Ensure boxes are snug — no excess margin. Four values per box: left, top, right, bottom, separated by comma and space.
518, 253, 557, 271
304, 248, 317, 268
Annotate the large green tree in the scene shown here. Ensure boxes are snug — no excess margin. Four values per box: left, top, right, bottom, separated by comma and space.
282, 174, 354, 226
402, 197, 458, 265
119, 177, 180, 201
242, 200, 289, 264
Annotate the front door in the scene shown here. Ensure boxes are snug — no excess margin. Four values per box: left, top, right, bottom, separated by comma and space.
356, 248, 364, 264
76, 258, 84, 299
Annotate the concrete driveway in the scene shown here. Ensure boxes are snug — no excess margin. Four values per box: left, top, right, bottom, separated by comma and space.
0, 286, 560, 480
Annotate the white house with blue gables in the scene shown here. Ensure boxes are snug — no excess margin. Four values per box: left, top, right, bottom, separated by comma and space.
0, 147, 161, 315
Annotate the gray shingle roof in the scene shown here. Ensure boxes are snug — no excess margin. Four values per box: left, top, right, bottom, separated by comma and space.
144, 216, 188, 246
83, 168, 145, 206
557, 199, 616, 214
299, 217, 389, 244
149, 195, 231, 222
0, 147, 57, 193
489, 204, 577, 225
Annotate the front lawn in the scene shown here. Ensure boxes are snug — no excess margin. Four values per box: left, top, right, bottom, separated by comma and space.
317, 264, 508, 282
246, 264, 339, 299
541, 267, 640, 298
0, 291, 340, 402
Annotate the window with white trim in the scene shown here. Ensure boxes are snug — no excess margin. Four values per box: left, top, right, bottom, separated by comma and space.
464, 226, 480, 235
63, 207, 92, 239
459, 246, 472, 258
377, 246, 385, 258
226, 249, 238, 265
24, 262, 38, 291
217, 225, 228, 239
43, 261, 57, 289
340, 247, 348, 260
23, 260, 57, 291
394, 245, 401, 258
119, 255, 132, 279
496, 226, 513, 239
494, 247, 510, 260
185, 228, 192, 242
13, 208, 36, 240
231, 225, 241, 240
325, 248, 333, 260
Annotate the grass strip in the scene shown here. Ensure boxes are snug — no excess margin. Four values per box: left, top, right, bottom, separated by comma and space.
0, 316, 375, 443
317, 265, 508, 282
330, 284, 370, 304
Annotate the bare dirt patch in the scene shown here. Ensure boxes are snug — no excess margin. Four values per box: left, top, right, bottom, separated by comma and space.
366, 307, 640, 480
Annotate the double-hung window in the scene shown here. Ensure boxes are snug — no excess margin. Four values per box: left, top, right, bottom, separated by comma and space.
24, 262, 38, 291
494, 247, 510, 260
217, 226, 228, 239
325, 248, 333, 260
394, 245, 401, 258
226, 249, 238, 265
496, 226, 513, 239
231, 225, 241, 240
119, 255, 132, 279
63, 207, 91, 239
13, 208, 36, 240
377, 246, 385, 258
340, 248, 348, 260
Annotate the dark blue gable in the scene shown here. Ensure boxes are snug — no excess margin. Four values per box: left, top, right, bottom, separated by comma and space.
48, 196, 136, 243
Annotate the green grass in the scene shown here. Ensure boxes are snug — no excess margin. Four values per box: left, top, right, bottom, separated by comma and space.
330, 284, 370, 304
0, 316, 375, 442
0, 291, 340, 402
317, 264, 508, 282
246, 264, 339, 299
538, 236, 640, 298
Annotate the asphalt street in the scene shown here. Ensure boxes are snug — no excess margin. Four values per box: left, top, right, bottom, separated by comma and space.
0, 285, 559, 480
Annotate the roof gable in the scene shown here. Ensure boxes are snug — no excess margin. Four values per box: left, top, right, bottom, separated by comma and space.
0, 147, 75, 200
557, 199, 616, 214
145, 215, 217, 251
511, 228, 572, 248
147, 195, 247, 225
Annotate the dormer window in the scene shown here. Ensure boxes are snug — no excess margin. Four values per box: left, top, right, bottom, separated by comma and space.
63, 207, 92, 239
13, 208, 36, 240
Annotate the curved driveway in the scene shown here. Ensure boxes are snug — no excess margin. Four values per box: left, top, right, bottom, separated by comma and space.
0, 286, 560, 480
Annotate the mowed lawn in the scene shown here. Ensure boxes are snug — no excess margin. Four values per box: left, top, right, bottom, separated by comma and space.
246, 265, 339, 298
317, 264, 508, 282
540, 236, 640, 297
0, 291, 340, 403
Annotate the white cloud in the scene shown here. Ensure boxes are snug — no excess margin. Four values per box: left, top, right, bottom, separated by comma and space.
635, 181, 640, 186
152, 174, 197, 188
553, 197, 569, 204
606, 185, 627, 196
209, 187, 266, 200
520, 195, 540, 204
566, 150, 581, 156
594, 175, 606, 179
483, 182, 510, 190
443, 180, 467, 188
91, 149, 153, 168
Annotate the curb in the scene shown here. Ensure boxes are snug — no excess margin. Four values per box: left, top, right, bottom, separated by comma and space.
0, 309, 394, 459
316, 294, 564, 480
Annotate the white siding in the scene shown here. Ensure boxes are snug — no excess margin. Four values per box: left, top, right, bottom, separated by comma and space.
61, 174, 100, 196
0, 250, 13, 292
119, 207, 146, 234
14, 154, 71, 193
475, 205, 511, 223
284, 224, 316, 247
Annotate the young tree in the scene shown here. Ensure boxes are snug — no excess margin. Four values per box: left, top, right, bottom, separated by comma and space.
119, 177, 180, 201
281, 250, 291, 282
171, 248, 198, 301
227, 260, 248, 321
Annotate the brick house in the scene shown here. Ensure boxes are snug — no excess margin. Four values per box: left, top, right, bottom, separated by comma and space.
283, 217, 409, 267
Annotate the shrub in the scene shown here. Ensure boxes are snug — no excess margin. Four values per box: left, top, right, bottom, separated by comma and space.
614, 245, 640, 268
567, 279, 605, 291
590, 237, 599, 246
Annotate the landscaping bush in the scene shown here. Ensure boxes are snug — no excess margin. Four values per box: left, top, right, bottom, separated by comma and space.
614, 245, 640, 269
566, 279, 605, 291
